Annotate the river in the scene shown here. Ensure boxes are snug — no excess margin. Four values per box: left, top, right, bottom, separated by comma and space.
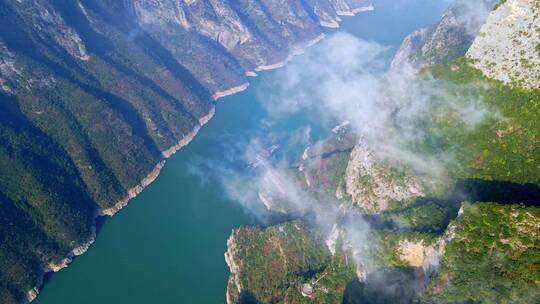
35, 1, 446, 303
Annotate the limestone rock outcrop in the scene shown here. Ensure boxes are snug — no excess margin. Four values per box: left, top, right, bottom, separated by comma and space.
467, 0, 540, 90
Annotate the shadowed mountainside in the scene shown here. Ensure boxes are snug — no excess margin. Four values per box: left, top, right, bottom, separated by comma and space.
0, 0, 373, 302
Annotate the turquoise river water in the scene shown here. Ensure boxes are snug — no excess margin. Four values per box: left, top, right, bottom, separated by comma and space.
36, 1, 446, 303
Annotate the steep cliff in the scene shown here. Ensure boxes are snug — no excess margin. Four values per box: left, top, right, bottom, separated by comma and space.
343, 140, 424, 213
423, 202, 540, 303
0, 1, 374, 302
224, 1, 540, 303
391, 0, 498, 69
225, 221, 356, 304
467, 0, 540, 90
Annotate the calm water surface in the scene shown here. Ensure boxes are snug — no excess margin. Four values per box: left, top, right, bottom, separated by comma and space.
36, 1, 446, 303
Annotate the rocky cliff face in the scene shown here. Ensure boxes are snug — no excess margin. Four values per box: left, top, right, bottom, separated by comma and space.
223, 1, 540, 303
467, 0, 540, 90
0, 1, 373, 303
391, 0, 498, 69
344, 140, 424, 213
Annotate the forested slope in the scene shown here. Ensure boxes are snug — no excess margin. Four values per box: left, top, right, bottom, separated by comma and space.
0, 0, 373, 302
224, 1, 540, 303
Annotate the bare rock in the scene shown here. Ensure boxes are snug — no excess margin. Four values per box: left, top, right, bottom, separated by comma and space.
344, 140, 424, 213
467, 0, 540, 90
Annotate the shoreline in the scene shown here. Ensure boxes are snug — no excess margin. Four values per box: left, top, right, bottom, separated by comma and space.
224, 231, 241, 304
25, 6, 373, 302
320, 4, 374, 29
98, 32, 330, 218
336, 4, 374, 16
248, 33, 326, 75
212, 83, 250, 100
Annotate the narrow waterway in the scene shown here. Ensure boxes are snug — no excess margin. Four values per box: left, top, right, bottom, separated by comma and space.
35, 1, 446, 303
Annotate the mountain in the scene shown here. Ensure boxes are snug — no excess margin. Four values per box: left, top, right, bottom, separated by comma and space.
467, 0, 540, 90
0, 0, 374, 302
391, 0, 498, 69
225, 1, 540, 303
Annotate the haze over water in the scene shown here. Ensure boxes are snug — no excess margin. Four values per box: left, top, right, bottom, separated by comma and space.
35, 1, 446, 303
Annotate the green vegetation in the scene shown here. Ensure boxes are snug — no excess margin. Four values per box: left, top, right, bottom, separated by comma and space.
382, 203, 451, 232
228, 3, 540, 303
423, 202, 540, 303
0, 97, 95, 298
0, 0, 539, 302
0, 0, 214, 301
230, 201, 540, 303
234, 60, 540, 303
371, 230, 438, 268
293, 131, 356, 200
228, 221, 357, 304
420, 26, 475, 66
420, 59, 540, 186
369, 160, 425, 211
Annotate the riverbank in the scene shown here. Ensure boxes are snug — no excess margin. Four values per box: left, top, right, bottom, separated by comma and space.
32, 2, 456, 303
25, 8, 374, 303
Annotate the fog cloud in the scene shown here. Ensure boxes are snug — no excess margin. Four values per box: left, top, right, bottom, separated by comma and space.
217, 28, 498, 280
261, 32, 496, 181
451, 0, 497, 37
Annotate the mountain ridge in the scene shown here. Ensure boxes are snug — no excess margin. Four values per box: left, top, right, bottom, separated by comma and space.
223, 1, 540, 303
0, 1, 374, 303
